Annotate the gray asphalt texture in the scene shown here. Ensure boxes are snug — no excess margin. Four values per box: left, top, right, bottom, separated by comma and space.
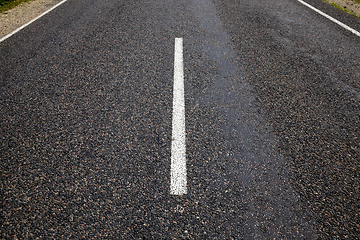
1, 0, 359, 239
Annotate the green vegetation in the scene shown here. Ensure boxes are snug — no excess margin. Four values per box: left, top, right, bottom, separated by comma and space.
323, 0, 360, 18
331, 2, 360, 17
0, 0, 34, 13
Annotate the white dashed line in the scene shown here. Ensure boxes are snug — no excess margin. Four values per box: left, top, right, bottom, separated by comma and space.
0, 0, 69, 43
170, 38, 187, 195
297, 0, 360, 37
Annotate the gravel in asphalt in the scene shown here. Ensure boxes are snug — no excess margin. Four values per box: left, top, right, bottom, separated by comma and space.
1, 0, 359, 239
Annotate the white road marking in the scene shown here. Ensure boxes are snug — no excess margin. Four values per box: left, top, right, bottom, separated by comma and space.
170, 38, 187, 195
297, 0, 360, 37
0, 0, 69, 43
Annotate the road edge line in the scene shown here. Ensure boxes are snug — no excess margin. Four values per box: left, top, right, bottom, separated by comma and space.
0, 0, 69, 43
297, 0, 360, 37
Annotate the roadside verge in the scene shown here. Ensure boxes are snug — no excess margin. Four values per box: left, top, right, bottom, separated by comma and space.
324, 0, 360, 17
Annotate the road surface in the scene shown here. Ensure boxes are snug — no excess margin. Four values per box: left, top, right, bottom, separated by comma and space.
1, 0, 359, 238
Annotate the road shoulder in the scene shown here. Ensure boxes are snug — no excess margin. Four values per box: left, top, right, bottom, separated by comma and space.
0, 0, 62, 39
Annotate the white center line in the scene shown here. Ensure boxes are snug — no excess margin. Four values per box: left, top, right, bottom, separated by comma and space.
171, 38, 187, 195
297, 0, 360, 37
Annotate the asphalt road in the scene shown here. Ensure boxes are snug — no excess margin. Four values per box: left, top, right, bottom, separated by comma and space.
1, 0, 359, 239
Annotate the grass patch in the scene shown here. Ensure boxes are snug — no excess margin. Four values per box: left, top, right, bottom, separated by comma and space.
323, 0, 360, 17
0, 0, 35, 13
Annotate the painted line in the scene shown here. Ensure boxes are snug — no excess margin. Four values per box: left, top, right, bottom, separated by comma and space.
170, 38, 187, 195
297, 0, 360, 37
0, 0, 69, 43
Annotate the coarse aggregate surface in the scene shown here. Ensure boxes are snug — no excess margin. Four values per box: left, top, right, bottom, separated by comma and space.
213, 0, 360, 238
1, 0, 359, 239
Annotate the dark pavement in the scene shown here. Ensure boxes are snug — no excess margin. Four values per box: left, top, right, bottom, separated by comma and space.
1, 0, 359, 239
